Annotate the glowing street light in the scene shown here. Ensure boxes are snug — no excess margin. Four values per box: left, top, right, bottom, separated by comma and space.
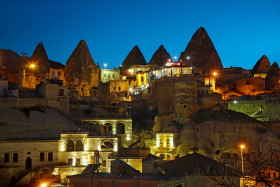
174, 56, 177, 61
103, 63, 107, 69
213, 72, 217, 76
186, 56, 190, 60
40, 183, 47, 187
240, 144, 245, 174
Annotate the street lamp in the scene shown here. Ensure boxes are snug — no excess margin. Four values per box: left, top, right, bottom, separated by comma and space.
103, 63, 107, 69
240, 144, 245, 174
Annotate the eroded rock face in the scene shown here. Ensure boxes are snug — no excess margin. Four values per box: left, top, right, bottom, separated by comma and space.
120, 45, 146, 70
64, 40, 99, 96
265, 62, 280, 91
175, 105, 280, 159
176, 120, 278, 159
30, 42, 50, 74
252, 55, 270, 74
179, 27, 223, 73
149, 45, 172, 67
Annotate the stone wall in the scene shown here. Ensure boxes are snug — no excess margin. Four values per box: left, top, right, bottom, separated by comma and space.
228, 98, 280, 121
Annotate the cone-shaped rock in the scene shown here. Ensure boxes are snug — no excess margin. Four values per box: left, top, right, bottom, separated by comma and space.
179, 27, 223, 73
149, 45, 172, 67
64, 40, 99, 96
252, 55, 270, 74
121, 45, 146, 70
265, 62, 280, 91
31, 42, 50, 74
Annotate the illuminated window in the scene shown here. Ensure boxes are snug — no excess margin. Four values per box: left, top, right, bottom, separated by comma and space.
67, 140, 74, 151
4, 153, 9, 163
75, 140, 83, 151
48, 152, 53, 161
39, 152, 45, 162
13, 153, 18, 162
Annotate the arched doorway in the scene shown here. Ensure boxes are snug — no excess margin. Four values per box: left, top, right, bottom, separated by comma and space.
25, 157, 32, 169
116, 123, 125, 134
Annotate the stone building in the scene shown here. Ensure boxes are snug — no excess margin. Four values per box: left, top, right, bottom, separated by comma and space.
236, 77, 265, 95
100, 68, 120, 83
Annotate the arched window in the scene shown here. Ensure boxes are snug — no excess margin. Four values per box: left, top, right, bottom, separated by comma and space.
101, 141, 114, 149
116, 123, 125, 134
75, 140, 83, 151
67, 140, 74, 151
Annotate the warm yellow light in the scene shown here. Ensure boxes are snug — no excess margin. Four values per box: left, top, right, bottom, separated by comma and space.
40, 183, 47, 187
213, 72, 217, 76
29, 64, 35, 68
240, 144, 245, 149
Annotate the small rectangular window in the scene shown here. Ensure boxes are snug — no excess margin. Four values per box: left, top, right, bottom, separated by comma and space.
13, 153, 18, 162
118, 87, 121, 91
76, 158, 80, 166
4, 153, 9, 163
102, 160, 106, 167
141, 77, 144, 82
68, 158, 73, 165
40, 152, 45, 162
48, 152, 53, 161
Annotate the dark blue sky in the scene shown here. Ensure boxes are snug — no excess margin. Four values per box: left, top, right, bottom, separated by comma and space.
0, 0, 279, 69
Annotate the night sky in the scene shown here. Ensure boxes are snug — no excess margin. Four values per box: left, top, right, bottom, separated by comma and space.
0, 0, 279, 69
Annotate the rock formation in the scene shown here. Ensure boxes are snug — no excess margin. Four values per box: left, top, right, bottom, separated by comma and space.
265, 62, 280, 91
179, 27, 223, 73
176, 105, 280, 159
149, 45, 172, 67
0, 49, 22, 83
64, 40, 99, 96
252, 55, 270, 74
30, 42, 50, 74
120, 45, 146, 70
